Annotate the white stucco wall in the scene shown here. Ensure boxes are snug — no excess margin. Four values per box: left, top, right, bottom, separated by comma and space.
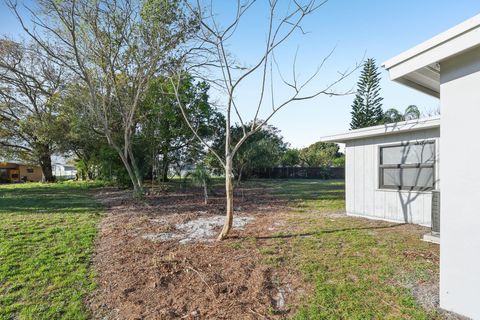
345, 128, 440, 226
440, 46, 480, 319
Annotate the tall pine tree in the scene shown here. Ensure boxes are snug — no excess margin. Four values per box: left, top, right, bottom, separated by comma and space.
350, 58, 384, 129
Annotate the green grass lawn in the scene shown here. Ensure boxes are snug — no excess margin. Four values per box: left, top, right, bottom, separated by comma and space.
0, 182, 104, 320
246, 179, 442, 320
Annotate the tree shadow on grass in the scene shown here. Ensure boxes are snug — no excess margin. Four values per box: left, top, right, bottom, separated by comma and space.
232, 223, 406, 240
0, 185, 101, 214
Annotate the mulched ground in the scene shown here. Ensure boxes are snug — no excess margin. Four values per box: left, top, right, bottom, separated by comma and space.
87, 185, 304, 319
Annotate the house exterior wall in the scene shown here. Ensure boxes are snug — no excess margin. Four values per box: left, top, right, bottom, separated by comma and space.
53, 164, 77, 179
0, 163, 43, 182
440, 46, 480, 319
18, 165, 43, 182
345, 127, 440, 226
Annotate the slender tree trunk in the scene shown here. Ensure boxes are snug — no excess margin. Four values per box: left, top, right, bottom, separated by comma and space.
161, 160, 169, 182
160, 147, 169, 182
203, 181, 208, 205
106, 132, 144, 197
218, 157, 234, 240
151, 152, 155, 189
116, 149, 143, 198
130, 168, 144, 198
127, 146, 143, 192
237, 165, 244, 183
87, 165, 94, 180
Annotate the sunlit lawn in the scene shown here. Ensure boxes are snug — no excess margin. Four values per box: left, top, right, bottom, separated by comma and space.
0, 182, 104, 320
245, 179, 442, 319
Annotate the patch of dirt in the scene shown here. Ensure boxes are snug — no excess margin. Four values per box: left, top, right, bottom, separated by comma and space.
88, 185, 303, 319
143, 215, 255, 244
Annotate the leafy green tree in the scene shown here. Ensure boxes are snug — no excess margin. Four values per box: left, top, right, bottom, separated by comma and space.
9, 0, 196, 196
58, 76, 224, 185
140, 76, 224, 182
281, 148, 301, 166
190, 163, 212, 205
0, 40, 68, 182
232, 124, 287, 181
332, 155, 345, 167
383, 108, 404, 123
56, 84, 105, 180
383, 105, 421, 124
350, 58, 384, 129
207, 123, 287, 182
300, 142, 342, 167
403, 105, 421, 121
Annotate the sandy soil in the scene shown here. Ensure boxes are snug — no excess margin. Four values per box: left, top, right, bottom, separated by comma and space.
87, 186, 304, 319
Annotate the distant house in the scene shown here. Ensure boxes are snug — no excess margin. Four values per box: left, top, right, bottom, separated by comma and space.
0, 162, 43, 183
52, 163, 77, 180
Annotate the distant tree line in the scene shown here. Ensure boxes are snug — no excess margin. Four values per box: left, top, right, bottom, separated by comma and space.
0, 36, 343, 186
205, 124, 344, 182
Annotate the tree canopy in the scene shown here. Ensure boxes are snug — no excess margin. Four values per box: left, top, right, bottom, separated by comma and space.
139, 76, 225, 182
350, 58, 384, 129
300, 142, 342, 167
8, 0, 196, 195
207, 123, 288, 181
0, 40, 68, 181
383, 105, 421, 124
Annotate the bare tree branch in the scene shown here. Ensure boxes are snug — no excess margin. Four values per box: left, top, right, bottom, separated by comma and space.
170, 0, 358, 240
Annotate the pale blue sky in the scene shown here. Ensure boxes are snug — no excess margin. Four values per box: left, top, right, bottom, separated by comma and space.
207, 1, 480, 147
1, 1, 480, 147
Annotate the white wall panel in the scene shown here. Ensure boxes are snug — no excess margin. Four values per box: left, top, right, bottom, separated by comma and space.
439, 46, 480, 319
353, 142, 365, 215
344, 127, 440, 226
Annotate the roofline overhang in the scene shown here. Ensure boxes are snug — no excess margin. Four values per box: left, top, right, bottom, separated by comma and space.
319, 116, 440, 143
383, 13, 480, 97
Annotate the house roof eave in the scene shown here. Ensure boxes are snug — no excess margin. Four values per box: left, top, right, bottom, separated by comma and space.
383, 13, 480, 97
319, 116, 441, 143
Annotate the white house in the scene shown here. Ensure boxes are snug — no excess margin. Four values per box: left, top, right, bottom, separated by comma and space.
321, 116, 440, 227
323, 14, 480, 319
52, 163, 77, 180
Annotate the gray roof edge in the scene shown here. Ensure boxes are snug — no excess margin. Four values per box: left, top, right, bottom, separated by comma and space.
320, 116, 441, 143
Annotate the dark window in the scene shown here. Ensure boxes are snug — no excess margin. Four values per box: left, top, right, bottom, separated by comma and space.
0, 169, 8, 181
11, 174, 19, 179
27, 168, 34, 173
379, 142, 435, 191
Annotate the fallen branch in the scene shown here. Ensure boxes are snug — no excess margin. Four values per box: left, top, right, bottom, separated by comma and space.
186, 266, 217, 300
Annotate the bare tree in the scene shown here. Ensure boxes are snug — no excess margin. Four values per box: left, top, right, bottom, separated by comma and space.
170, 0, 358, 240
0, 39, 66, 181
8, 0, 194, 196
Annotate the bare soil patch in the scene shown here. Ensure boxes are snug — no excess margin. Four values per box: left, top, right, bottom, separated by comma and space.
88, 185, 303, 319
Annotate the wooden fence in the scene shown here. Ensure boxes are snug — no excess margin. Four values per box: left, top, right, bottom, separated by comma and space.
252, 167, 345, 180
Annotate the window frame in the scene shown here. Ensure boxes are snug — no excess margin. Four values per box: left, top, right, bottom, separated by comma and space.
378, 141, 436, 191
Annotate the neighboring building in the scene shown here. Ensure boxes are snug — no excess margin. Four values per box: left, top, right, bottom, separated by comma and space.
0, 162, 43, 183
52, 163, 77, 180
323, 14, 480, 319
321, 116, 440, 227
